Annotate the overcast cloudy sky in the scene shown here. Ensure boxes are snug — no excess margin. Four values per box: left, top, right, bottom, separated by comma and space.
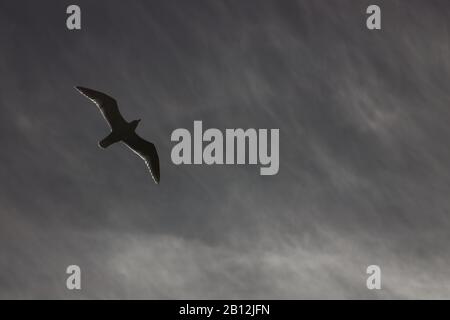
1, 0, 450, 299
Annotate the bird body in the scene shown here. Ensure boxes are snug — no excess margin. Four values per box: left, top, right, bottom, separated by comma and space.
75, 86, 160, 184
99, 120, 139, 149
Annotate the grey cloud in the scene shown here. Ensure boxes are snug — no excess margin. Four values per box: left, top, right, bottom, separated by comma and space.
1, 0, 450, 299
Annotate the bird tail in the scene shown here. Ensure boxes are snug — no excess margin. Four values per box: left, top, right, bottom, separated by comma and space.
99, 132, 120, 149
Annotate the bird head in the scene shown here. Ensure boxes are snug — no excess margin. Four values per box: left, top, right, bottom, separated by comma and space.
130, 119, 141, 130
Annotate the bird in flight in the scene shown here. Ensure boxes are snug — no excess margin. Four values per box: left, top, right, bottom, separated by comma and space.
75, 86, 160, 184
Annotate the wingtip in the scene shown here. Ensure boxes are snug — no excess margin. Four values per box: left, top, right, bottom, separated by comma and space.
74, 86, 84, 94
75, 86, 96, 100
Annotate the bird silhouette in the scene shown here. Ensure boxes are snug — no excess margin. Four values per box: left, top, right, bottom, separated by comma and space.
75, 86, 160, 184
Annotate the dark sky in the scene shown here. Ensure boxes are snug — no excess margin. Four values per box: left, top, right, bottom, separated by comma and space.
1, 0, 450, 298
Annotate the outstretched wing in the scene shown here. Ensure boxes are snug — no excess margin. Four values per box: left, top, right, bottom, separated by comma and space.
75, 86, 127, 130
122, 132, 160, 184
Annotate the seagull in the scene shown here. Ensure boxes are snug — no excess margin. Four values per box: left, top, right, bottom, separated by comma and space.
75, 86, 160, 184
